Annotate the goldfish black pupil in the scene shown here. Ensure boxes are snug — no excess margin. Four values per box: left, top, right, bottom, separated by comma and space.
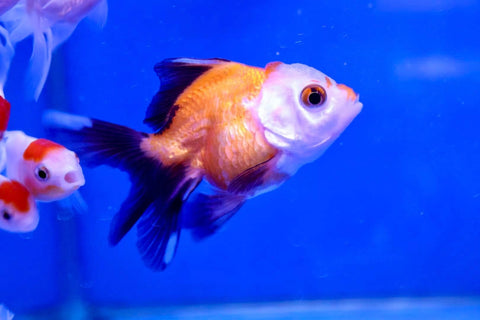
3, 211, 11, 220
309, 91, 322, 105
35, 166, 49, 181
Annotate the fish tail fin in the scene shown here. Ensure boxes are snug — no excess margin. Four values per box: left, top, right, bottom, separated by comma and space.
27, 28, 53, 100
0, 25, 14, 97
1, 3, 52, 99
87, 0, 109, 27
43, 110, 200, 270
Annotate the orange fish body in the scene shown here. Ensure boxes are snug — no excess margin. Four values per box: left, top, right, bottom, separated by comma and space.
142, 61, 277, 190
47, 58, 362, 271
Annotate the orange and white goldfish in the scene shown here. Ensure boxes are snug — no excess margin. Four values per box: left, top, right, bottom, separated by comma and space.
4, 130, 85, 201
46, 58, 363, 270
0, 0, 108, 99
0, 174, 38, 233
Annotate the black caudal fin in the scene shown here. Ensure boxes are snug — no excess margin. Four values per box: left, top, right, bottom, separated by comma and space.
43, 110, 200, 270
144, 58, 230, 132
137, 178, 199, 270
183, 192, 246, 240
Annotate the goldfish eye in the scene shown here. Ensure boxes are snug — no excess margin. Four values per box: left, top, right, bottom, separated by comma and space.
2, 210, 11, 221
35, 166, 50, 182
301, 85, 327, 107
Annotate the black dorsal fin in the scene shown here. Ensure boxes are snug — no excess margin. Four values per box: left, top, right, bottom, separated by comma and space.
144, 58, 231, 132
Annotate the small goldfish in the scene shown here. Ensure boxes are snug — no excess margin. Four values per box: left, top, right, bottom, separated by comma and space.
0, 174, 38, 233
46, 58, 362, 270
4, 130, 85, 201
0, 0, 108, 99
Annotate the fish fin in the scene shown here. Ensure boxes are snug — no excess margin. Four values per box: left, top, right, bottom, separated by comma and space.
227, 156, 281, 195
43, 110, 147, 169
144, 57, 230, 132
1, 3, 32, 44
183, 192, 245, 240
0, 25, 14, 98
0, 304, 14, 320
43, 110, 201, 270
49, 22, 77, 49
55, 190, 88, 221
136, 178, 199, 270
87, 0, 108, 27
27, 29, 53, 100
136, 200, 181, 271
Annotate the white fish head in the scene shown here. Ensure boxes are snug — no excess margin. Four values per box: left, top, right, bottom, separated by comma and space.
24, 147, 86, 201
5, 132, 85, 201
256, 62, 363, 174
0, 176, 39, 233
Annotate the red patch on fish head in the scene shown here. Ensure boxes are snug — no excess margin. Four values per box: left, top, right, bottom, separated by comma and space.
325, 76, 333, 88
265, 61, 283, 76
337, 84, 357, 101
0, 96, 11, 133
23, 139, 64, 162
0, 180, 31, 213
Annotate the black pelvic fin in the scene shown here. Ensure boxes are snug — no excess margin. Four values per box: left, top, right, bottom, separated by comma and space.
228, 157, 277, 195
144, 58, 230, 132
183, 192, 245, 241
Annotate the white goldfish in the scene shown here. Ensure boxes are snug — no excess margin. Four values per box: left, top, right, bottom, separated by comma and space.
4, 130, 85, 201
0, 0, 108, 99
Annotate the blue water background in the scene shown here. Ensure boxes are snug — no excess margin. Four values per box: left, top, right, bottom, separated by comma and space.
0, 0, 479, 314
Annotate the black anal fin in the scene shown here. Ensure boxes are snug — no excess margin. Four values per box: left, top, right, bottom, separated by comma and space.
183, 192, 246, 241
144, 58, 230, 132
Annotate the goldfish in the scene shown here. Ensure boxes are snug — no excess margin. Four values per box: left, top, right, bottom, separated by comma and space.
0, 0, 108, 99
4, 130, 85, 201
0, 174, 38, 233
46, 58, 363, 271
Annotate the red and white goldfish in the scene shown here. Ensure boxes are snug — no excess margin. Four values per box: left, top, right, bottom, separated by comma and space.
0, 0, 108, 99
4, 130, 85, 201
0, 174, 38, 233
46, 58, 363, 270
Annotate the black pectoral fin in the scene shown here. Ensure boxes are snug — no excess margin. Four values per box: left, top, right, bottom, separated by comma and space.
228, 157, 276, 195
144, 58, 230, 132
183, 192, 245, 241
